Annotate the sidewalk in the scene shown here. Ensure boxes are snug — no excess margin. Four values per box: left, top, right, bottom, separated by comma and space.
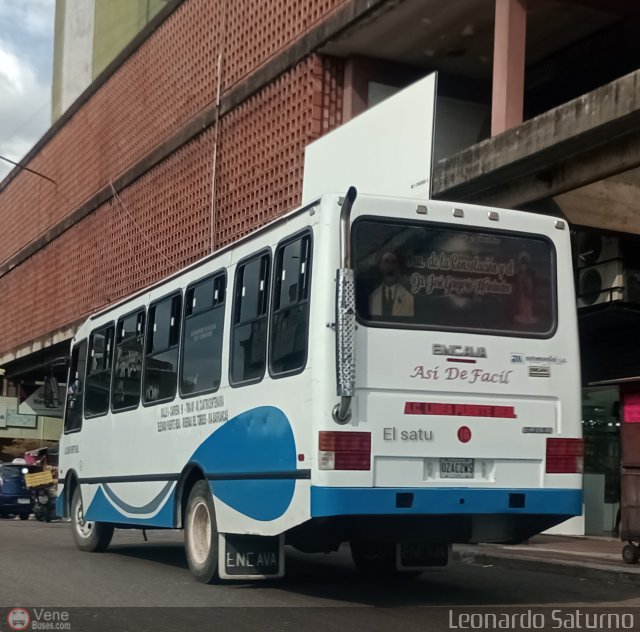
454, 535, 640, 585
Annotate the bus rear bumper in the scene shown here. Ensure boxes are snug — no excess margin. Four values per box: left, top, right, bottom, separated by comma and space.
310, 486, 582, 518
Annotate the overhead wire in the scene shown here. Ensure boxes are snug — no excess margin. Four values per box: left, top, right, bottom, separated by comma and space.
111, 182, 144, 283
0, 154, 56, 184
0, 3, 160, 173
109, 181, 180, 273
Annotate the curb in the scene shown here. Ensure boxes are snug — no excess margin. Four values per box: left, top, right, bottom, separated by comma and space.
452, 548, 640, 586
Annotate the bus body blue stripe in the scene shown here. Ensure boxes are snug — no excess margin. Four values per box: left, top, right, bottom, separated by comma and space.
310, 487, 582, 518
209, 479, 296, 522
101, 481, 173, 514
190, 406, 297, 475
56, 490, 65, 517
190, 405, 297, 521
85, 485, 175, 527
75, 406, 298, 525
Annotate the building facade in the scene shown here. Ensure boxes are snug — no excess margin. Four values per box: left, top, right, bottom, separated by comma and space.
52, 0, 169, 120
3, 0, 640, 534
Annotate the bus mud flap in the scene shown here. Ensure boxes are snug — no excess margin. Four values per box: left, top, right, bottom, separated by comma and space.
218, 533, 284, 579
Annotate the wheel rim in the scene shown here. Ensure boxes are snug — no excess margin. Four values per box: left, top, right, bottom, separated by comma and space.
74, 495, 94, 539
188, 499, 212, 565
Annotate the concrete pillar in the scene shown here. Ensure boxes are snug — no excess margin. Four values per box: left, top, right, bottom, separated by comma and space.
53, 0, 96, 119
342, 57, 374, 122
491, 0, 527, 136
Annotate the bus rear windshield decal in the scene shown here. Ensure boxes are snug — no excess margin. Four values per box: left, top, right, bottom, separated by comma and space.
353, 219, 556, 336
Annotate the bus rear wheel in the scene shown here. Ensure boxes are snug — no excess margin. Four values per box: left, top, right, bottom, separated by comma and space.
351, 540, 396, 576
185, 480, 219, 583
350, 540, 420, 578
71, 487, 113, 552
622, 543, 640, 565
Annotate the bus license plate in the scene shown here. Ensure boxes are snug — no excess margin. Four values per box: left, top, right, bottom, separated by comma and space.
440, 458, 474, 478
17, 498, 31, 504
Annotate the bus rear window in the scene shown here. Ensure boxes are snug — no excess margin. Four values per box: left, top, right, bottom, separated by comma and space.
353, 219, 556, 336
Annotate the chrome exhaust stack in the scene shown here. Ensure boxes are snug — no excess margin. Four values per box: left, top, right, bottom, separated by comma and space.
333, 186, 357, 424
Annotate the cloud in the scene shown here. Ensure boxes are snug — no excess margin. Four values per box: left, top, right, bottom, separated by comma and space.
0, 41, 51, 181
0, 0, 54, 181
0, 0, 54, 80
0, 0, 53, 31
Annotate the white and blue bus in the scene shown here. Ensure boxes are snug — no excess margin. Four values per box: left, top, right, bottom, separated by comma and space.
57, 189, 583, 581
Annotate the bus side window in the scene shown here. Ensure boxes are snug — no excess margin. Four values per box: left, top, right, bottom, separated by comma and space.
64, 340, 87, 433
143, 293, 182, 403
180, 273, 226, 396
230, 252, 270, 385
112, 309, 145, 411
270, 233, 312, 376
85, 324, 115, 418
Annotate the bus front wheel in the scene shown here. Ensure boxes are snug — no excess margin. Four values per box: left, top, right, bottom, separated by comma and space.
71, 487, 113, 552
185, 480, 219, 583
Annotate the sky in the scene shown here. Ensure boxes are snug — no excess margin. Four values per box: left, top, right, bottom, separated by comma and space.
0, 0, 56, 181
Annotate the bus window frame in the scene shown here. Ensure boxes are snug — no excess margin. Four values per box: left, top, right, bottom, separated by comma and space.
142, 290, 183, 407
229, 248, 272, 388
64, 338, 88, 435
84, 322, 116, 420
179, 269, 227, 399
110, 305, 147, 415
351, 215, 559, 339
268, 228, 313, 380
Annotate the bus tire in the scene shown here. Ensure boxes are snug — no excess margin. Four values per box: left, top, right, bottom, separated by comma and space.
184, 480, 219, 583
19, 513, 30, 521
622, 543, 640, 565
71, 487, 113, 552
350, 540, 396, 576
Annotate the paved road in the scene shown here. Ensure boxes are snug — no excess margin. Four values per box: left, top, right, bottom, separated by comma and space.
1, 519, 639, 631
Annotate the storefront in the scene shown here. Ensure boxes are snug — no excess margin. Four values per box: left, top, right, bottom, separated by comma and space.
582, 385, 620, 535
577, 228, 640, 534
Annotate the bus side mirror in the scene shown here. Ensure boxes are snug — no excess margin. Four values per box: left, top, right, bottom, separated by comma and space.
43, 375, 60, 408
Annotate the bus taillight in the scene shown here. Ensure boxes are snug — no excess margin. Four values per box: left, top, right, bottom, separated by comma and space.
318, 431, 371, 470
545, 438, 584, 474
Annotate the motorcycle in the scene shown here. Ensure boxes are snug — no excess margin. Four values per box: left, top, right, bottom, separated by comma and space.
32, 485, 56, 522
24, 469, 57, 522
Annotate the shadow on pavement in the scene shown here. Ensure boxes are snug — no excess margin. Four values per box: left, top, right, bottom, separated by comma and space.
274, 553, 640, 606
96, 536, 640, 607
107, 542, 189, 570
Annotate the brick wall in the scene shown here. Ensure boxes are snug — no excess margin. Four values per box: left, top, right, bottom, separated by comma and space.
222, 0, 347, 88
216, 55, 343, 247
2, 0, 219, 264
0, 51, 343, 354
0, 0, 348, 265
